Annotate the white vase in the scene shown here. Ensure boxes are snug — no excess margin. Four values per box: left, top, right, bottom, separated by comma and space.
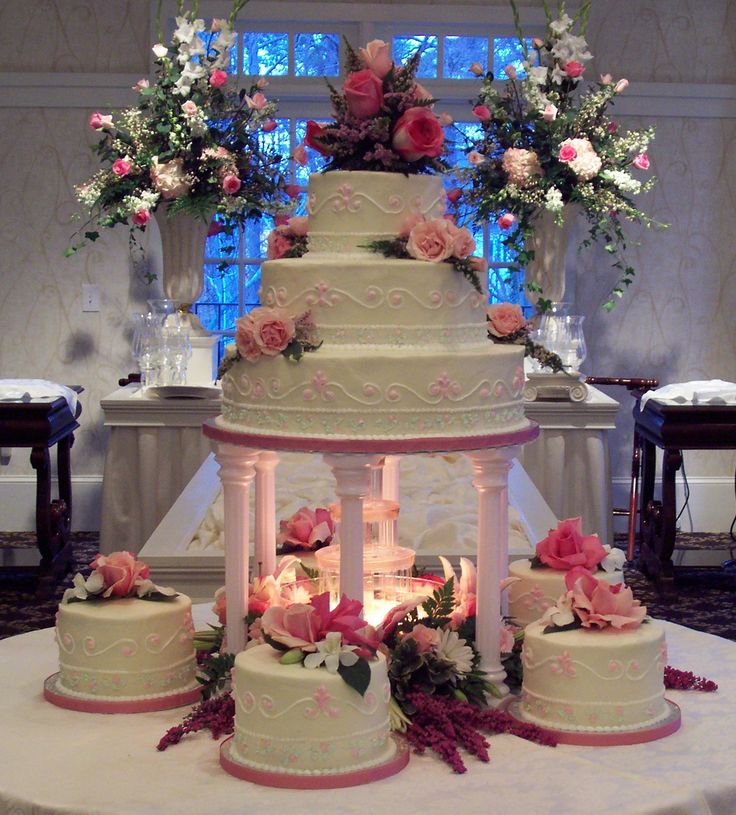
524, 205, 577, 310
153, 209, 211, 336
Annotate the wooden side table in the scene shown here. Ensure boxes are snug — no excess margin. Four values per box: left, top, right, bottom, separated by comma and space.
633, 398, 736, 595
0, 389, 83, 596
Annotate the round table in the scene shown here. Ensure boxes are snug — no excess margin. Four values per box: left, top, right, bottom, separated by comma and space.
2, 608, 735, 815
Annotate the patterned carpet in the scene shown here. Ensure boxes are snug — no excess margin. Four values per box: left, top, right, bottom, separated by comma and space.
1, 531, 736, 641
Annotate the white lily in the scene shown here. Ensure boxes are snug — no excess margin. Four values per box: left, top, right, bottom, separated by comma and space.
61, 570, 104, 604
303, 632, 359, 674
600, 544, 626, 573
540, 592, 576, 628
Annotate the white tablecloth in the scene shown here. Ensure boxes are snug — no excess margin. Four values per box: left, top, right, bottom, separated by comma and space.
1, 608, 734, 815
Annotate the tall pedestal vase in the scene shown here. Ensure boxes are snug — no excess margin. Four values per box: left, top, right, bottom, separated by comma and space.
154, 209, 211, 337
524, 205, 577, 310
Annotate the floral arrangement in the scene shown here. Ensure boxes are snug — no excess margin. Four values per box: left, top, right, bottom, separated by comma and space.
299, 39, 448, 173
463, 0, 665, 310
530, 516, 625, 573
67, 0, 285, 256
266, 215, 309, 260
366, 216, 485, 293
276, 506, 336, 555
62, 551, 176, 604
487, 302, 564, 372
217, 306, 322, 376
541, 566, 646, 632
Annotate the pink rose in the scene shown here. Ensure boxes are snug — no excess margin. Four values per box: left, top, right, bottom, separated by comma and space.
398, 212, 425, 237
293, 144, 308, 166
505, 64, 517, 79
88, 112, 113, 131
222, 174, 241, 194
359, 39, 393, 78
212, 586, 227, 624
406, 218, 456, 262
245, 91, 268, 110
277, 507, 335, 551
405, 624, 441, 654
234, 317, 261, 362
261, 119, 277, 132
564, 61, 585, 78
497, 213, 516, 230
343, 69, 384, 118
310, 593, 380, 654
266, 228, 295, 260
542, 104, 558, 122
532, 37, 545, 49
558, 143, 578, 163
600, 73, 613, 85
249, 306, 296, 356
285, 183, 304, 199
304, 121, 330, 156
472, 104, 491, 121
446, 187, 462, 204
181, 100, 198, 117
632, 153, 650, 170
90, 551, 150, 598
565, 567, 647, 630
209, 69, 228, 88
468, 62, 484, 77
261, 603, 321, 650
468, 150, 485, 165
112, 158, 131, 177
132, 209, 150, 226
448, 224, 476, 259
392, 106, 445, 161
151, 157, 192, 200
376, 598, 423, 643
132, 78, 149, 92
286, 216, 308, 237
536, 517, 608, 571
487, 302, 526, 337
614, 78, 629, 93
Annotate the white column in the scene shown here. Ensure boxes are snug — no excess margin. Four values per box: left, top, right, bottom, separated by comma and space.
465, 445, 520, 701
254, 450, 279, 576
213, 442, 260, 655
381, 455, 401, 547
323, 453, 378, 606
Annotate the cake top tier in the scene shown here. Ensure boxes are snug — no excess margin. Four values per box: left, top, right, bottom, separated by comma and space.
306, 171, 446, 254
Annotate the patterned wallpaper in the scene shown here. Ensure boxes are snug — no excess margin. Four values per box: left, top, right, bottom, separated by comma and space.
0, 0, 734, 488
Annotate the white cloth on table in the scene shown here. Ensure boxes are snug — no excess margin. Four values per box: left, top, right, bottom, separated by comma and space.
640, 380, 736, 410
0, 378, 78, 414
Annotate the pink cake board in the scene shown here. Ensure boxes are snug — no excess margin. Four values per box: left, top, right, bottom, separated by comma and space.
43, 673, 202, 714
203, 418, 539, 455
219, 734, 410, 789
505, 698, 681, 746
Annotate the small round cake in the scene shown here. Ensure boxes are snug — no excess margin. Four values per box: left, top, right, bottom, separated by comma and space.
519, 618, 669, 733
508, 558, 623, 627
53, 595, 198, 706
228, 643, 397, 779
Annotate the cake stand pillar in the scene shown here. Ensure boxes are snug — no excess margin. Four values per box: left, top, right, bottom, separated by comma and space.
213, 442, 260, 654
254, 450, 279, 576
323, 453, 378, 607
465, 446, 519, 701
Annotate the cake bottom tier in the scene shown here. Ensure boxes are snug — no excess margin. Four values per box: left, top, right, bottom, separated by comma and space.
231, 645, 394, 776
221, 344, 526, 440
520, 619, 669, 733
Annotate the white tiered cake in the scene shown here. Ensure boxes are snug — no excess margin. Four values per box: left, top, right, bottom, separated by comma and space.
219, 171, 526, 441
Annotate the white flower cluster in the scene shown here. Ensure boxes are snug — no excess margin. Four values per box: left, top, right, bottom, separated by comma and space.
601, 169, 642, 195
560, 137, 602, 181
544, 186, 564, 212
171, 15, 236, 96
122, 189, 160, 216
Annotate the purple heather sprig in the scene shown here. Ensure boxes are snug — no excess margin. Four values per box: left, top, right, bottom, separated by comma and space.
156, 692, 235, 751
664, 666, 718, 692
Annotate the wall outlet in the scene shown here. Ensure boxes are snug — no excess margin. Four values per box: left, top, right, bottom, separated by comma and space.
82, 284, 100, 312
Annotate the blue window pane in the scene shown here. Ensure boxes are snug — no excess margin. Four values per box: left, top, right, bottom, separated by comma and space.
295, 32, 339, 76
488, 266, 524, 305
488, 222, 516, 265
493, 37, 531, 79
444, 121, 484, 169
257, 118, 291, 175
242, 31, 288, 76
244, 264, 262, 306
220, 304, 240, 331
295, 119, 329, 183
393, 35, 437, 78
443, 36, 488, 79
241, 215, 275, 258
205, 219, 239, 258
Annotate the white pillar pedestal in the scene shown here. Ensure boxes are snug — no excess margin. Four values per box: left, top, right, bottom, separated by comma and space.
213, 442, 260, 654
254, 451, 279, 576
323, 453, 378, 607
465, 445, 519, 701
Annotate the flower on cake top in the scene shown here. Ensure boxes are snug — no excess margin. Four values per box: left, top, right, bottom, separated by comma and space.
62, 551, 176, 604
532, 517, 608, 571
462, 0, 665, 311
67, 1, 288, 258
276, 506, 336, 554
542, 566, 646, 631
265, 216, 309, 260
297, 39, 447, 173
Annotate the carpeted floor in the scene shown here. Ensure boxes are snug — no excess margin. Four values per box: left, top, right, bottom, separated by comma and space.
1, 531, 736, 641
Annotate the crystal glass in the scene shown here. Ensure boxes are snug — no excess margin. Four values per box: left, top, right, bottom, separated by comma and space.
538, 314, 586, 372
131, 312, 160, 388
147, 298, 180, 328
162, 324, 192, 385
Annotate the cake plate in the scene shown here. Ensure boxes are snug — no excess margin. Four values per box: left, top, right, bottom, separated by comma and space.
43, 672, 202, 714
505, 697, 681, 746
219, 733, 410, 789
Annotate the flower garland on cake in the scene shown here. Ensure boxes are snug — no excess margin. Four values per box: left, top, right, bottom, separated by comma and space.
67, 0, 286, 260
297, 39, 448, 174
62, 551, 177, 604
461, 0, 666, 311
487, 302, 565, 373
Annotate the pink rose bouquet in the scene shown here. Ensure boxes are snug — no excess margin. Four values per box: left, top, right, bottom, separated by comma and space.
533, 517, 608, 571
62, 551, 176, 603
297, 39, 447, 173
276, 506, 336, 553
486, 302, 528, 339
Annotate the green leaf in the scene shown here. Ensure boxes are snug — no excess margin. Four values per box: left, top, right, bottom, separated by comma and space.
279, 648, 305, 665
337, 656, 371, 697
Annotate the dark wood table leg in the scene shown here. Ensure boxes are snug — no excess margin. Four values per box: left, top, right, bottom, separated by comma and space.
656, 447, 682, 597
638, 437, 657, 576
